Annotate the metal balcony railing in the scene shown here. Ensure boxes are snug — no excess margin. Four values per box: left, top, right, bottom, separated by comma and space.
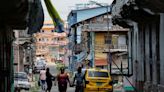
95, 43, 127, 52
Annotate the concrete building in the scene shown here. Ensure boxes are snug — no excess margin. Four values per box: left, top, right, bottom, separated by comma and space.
13, 29, 32, 72
67, 3, 129, 74
112, 0, 164, 91
67, 5, 111, 71
33, 21, 68, 63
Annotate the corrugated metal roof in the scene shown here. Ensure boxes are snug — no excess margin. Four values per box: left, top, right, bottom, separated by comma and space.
68, 6, 111, 27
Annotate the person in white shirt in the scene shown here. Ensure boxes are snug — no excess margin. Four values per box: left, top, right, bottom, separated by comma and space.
40, 69, 46, 90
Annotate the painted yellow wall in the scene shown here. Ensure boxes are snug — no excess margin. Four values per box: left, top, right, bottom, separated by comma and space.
95, 32, 107, 66
95, 32, 105, 44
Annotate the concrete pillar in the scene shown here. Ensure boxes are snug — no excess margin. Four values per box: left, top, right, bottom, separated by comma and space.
159, 13, 164, 91
143, 24, 152, 92
0, 24, 15, 92
90, 32, 95, 67
137, 24, 145, 91
152, 24, 157, 84
146, 23, 158, 92
128, 30, 132, 75
145, 24, 150, 82
131, 22, 139, 84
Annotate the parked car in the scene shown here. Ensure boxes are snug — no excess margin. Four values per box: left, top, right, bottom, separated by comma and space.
84, 68, 115, 92
34, 60, 46, 73
14, 72, 31, 91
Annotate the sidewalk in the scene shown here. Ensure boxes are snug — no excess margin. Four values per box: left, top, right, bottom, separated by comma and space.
28, 74, 38, 87
29, 74, 40, 92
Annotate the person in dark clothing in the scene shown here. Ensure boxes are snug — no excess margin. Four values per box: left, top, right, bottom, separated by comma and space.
73, 67, 85, 92
46, 68, 54, 92
55, 67, 71, 92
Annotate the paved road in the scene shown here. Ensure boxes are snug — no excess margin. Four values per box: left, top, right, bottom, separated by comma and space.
38, 85, 75, 92
36, 63, 124, 92
37, 63, 75, 92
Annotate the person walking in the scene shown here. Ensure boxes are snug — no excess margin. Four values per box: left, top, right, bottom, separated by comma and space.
73, 67, 85, 92
46, 68, 54, 92
39, 68, 47, 91
55, 67, 71, 92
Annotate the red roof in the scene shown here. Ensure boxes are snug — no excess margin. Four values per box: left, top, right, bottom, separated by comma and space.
95, 59, 108, 66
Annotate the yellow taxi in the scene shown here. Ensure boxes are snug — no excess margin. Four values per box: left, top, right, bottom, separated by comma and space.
84, 68, 113, 92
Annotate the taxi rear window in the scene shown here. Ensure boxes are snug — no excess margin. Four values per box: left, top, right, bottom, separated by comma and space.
88, 71, 109, 77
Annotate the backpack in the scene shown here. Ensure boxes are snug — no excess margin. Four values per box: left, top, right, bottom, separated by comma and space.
75, 73, 84, 85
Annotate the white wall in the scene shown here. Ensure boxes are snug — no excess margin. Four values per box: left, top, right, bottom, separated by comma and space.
118, 35, 126, 45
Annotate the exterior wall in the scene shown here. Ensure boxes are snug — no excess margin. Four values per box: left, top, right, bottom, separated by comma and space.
34, 21, 68, 62
13, 30, 31, 72
95, 32, 108, 67
112, 0, 164, 91
127, 22, 139, 91
0, 25, 14, 92
118, 35, 126, 45
127, 18, 161, 92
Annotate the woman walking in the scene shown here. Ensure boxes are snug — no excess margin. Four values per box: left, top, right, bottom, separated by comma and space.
56, 67, 71, 92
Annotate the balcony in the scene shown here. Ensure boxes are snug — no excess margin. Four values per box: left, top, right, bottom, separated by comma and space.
82, 23, 129, 32
95, 43, 127, 53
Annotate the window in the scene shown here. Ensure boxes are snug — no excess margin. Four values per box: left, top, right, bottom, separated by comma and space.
88, 71, 109, 77
60, 38, 64, 41
51, 30, 55, 32
42, 46, 45, 50
46, 38, 49, 41
104, 35, 111, 44
38, 38, 41, 41
41, 30, 44, 33
39, 46, 42, 49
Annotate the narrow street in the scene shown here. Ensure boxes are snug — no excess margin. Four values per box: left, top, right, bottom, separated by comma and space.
38, 85, 75, 92
36, 63, 75, 92
32, 63, 123, 92
2, 0, 163, 92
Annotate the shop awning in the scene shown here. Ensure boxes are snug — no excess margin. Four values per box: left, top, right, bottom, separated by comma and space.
95, 59, 108, 66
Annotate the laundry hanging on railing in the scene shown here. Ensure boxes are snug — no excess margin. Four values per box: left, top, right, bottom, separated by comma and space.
44, 0, 64, 33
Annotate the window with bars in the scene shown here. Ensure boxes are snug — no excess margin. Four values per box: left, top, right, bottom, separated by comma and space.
104, 35, 112, 44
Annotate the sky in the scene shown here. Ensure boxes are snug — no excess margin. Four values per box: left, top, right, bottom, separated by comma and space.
41, 0, 114, 21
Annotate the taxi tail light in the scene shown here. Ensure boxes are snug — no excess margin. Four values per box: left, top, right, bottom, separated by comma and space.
109, 81, 113, 85
85, 81, 89, 84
